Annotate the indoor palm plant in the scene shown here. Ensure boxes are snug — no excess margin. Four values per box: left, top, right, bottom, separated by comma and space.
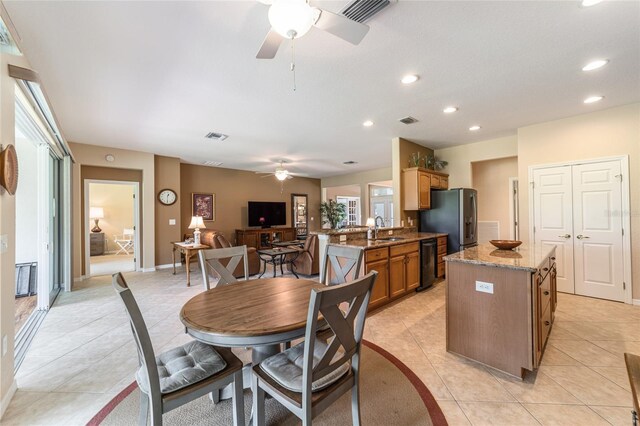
320, 199, 346, 229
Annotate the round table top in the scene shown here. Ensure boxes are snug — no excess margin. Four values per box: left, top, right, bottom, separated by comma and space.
180, 276, 325, 347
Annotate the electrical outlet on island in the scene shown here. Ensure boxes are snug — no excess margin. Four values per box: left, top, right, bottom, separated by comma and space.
388, 230, 393, 235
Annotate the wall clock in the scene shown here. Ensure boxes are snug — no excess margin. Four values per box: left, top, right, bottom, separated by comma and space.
157, 188, 177, 206
0, 144, 18, 195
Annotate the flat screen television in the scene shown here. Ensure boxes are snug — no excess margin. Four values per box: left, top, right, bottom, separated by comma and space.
248, 201, 286, 228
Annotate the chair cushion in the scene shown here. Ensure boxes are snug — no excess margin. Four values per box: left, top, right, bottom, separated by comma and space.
136, 340, 227, 394
260, 338, 350, 393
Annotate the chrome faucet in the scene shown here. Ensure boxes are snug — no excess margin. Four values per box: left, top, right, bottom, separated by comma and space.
374, 216, 384, 239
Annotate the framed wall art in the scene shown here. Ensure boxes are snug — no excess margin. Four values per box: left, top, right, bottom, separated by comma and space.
191, 193, 215, 221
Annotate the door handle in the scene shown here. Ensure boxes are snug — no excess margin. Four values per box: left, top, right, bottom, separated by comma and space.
557, 234, 571, 239
576, 235, 590, 240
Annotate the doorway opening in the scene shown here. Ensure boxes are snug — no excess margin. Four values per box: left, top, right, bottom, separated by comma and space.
323, 184, 362, 227
369, 181, 394, 227
84, 180, 140, 277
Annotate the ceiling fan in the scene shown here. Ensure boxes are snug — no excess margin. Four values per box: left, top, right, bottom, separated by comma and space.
256, 161, 307, 181
256, 0, 370, 59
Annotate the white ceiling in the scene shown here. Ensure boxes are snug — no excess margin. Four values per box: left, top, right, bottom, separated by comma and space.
4, 1, 639, 177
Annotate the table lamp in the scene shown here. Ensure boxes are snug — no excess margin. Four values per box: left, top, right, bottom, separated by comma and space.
90, 207, 104, 233
366, 217, 375, 240
188, 216, 206, 245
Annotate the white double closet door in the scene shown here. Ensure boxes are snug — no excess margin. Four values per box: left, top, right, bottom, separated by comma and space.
533, 159, 625, 302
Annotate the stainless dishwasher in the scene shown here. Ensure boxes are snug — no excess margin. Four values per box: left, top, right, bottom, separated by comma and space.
417, 239, 437, 291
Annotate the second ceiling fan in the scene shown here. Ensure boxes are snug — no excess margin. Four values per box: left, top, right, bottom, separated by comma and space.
256, 0, 370, 59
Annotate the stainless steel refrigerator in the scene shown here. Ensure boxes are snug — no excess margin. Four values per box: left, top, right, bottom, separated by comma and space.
419, 188, 478, 254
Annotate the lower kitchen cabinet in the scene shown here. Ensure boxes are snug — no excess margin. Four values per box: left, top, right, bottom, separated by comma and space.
365, 241, 420, 310
365, 258, 389, 309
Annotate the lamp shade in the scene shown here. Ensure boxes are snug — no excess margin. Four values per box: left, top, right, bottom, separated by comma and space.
188, 216, 206, 229
268, 0, 315, 39
90, 207, 104, 219
365, 217, 375, 227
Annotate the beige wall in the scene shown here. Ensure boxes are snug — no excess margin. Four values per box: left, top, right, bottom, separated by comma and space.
154, 156, 181, 266
70, 142, 155, 278
392, 137, 435, 226
0, 50, 30, 415
517, 103, 640, 299
321, 167, 392, 225
180, 164, 321, 243
471, 156, 518, 240
434, 135, 518, 188
88, 183, 135, 253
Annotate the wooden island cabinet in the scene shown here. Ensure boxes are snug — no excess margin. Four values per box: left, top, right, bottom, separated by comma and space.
445, 244, 557, 378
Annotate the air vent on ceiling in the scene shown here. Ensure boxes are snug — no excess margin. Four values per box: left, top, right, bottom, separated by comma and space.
399, 116, 419, 125
341, 0, 391, 23
203, 161, 223, 167
343, 161, 358, 165
204, 132, 228, 141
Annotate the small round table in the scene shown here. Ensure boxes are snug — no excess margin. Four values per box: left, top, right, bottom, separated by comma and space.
180, 276, 324, 397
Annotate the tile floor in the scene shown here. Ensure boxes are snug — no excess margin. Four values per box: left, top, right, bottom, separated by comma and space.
1, 268, 638, 425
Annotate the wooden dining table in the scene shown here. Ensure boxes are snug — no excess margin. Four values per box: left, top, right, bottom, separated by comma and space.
180, 276, 325, 397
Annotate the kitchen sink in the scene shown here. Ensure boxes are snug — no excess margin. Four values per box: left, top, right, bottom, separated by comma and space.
376, 237, 405, 241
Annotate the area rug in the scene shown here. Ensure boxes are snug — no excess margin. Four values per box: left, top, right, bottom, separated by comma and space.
88, 340, 447, 425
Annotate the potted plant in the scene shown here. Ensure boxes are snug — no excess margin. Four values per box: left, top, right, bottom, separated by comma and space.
320, 200, 347, 230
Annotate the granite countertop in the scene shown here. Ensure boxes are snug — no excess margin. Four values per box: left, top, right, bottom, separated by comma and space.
328, 232, 447, 250
443, 243, 556, 272
311, 226, 404, 236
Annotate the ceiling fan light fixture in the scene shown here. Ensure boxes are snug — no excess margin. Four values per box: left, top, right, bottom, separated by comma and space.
275, 169, 289, 181
269, 0, 316, 39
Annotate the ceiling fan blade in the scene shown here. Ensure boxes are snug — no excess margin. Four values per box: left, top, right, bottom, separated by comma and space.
256, 29, 283, 59
313, 9, 369, 45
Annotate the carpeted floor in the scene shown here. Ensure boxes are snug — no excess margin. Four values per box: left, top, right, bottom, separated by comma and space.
89, 341, 447, 426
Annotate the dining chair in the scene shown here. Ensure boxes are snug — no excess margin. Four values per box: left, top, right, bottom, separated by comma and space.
319, 245, 364, 286
112, 273, 245, 426
199, 245, 249, 290
625, 352, 640, 426
251, 271, 378, 426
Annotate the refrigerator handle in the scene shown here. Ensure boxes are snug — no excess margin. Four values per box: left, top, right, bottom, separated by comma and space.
471, 192, 477, 240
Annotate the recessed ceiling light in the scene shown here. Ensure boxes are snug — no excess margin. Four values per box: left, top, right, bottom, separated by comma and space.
401, 74, 419, 84
363, 120, 374, 127
581, 0, 602, 7
469, 125, 481, 131
443, 106, 458, 114
582, 59, 609, 71
105, 154, 115, 162
584, 95, 604, 104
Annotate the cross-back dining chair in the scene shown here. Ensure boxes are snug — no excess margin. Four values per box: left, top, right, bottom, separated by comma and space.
319, 245, 364, 286
111, 273, 245, 426
199, 245, 249, 290
251, 271, 378, 426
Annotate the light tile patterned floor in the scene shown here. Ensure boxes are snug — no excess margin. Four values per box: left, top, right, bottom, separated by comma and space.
1, 268, 638, 425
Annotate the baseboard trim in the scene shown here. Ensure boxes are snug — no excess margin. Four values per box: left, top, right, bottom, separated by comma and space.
73, 276, 86, 282
633, 299, 640, 306
156, 263, 181, 270
142, 267, 156, 273
0, 379, 17, 419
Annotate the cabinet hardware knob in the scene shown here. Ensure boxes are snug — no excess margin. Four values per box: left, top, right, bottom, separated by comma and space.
543, 267, 549, 271
544, 291, 549, 295
544, 321, 550, 326
558, 234, 571, 239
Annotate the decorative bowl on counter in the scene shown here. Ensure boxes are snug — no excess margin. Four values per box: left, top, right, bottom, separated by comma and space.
489, 240, 522, 250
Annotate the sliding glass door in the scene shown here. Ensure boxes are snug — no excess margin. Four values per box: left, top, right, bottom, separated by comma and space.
49, 153, 62, 304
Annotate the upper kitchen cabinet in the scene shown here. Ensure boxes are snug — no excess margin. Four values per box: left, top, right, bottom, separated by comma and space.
402, 167, 449, 210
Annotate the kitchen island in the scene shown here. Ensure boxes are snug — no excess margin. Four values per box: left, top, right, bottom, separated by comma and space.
444, 243, 557, 379
313, 228, 447, 310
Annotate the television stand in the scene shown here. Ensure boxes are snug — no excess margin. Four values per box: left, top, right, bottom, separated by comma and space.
236, 228, 296, 250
